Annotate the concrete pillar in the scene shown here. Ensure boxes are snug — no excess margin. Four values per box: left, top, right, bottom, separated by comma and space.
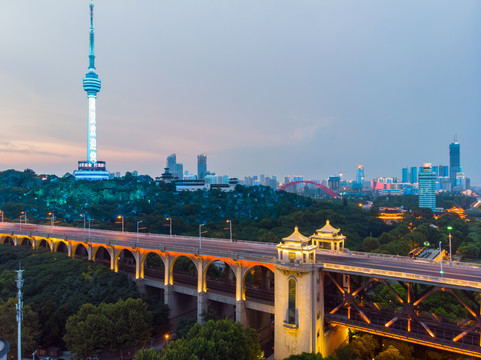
164, 284, 179, 318
164, 253, 172, 286
196, 257, 208, 323
197, 292, 208, 323
236, 299, 247, 325
110, 248, 117, 271
134, 251, 141, 279
235, 263, 246, 325
87, 244, 93, 261
274, 262, 319, 360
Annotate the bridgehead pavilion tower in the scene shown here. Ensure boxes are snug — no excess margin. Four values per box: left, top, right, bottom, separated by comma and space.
74, 0, 109, 180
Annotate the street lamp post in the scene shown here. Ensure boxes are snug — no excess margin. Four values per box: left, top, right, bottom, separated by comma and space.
166, 217, 172, 236
0, 210, 3, 222
16, 263, 24, 360
226, 220, 232, 241
80, 214, 86, 229
137, 221, 143, 243
439, 241, 444, 276
118, 215, 124, 232
447, 226, 453, 264
48, 212, 55, 232
19, 212, 27, 231
199, 223, 205, 249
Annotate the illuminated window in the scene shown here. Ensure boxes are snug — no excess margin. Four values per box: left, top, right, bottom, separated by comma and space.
288, 278, 296, 324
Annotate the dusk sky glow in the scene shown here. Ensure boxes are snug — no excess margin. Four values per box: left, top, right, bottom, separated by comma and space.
1, 1, 480, 182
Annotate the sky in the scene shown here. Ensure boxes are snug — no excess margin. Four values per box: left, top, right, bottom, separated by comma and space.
0, 1, 480, 183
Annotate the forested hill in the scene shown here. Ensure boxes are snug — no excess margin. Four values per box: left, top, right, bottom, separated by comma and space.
0, 169, 477, 254
0, 169, 392, 248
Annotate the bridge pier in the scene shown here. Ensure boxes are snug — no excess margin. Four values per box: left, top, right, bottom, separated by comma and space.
197, 292, 208, 323
236, 300, 247, 325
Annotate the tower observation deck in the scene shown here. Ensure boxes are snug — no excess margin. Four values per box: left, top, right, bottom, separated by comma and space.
74, 0, 109, 180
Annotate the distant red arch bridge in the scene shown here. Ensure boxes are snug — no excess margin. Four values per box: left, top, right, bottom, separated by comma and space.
278, 180, 339, 198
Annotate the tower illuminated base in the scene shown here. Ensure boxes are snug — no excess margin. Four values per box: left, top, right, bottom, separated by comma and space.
74, 161, 109, 180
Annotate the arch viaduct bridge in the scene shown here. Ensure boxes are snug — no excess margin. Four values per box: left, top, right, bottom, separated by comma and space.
1, 221, 481, 359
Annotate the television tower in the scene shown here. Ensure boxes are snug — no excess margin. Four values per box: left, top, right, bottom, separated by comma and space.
74, 0, 109, 180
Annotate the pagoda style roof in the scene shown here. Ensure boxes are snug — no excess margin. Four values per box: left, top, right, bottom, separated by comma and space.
316, 220, 340, 234
282, 226, 309, 244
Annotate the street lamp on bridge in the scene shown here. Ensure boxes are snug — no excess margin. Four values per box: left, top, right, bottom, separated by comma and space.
439, 241, 444, 276
80, 213, 86, 229
137, 221, 143, 243
447, 226, 453, 264
117, 215, 124, 232
199, 223, 205, 249
0, 209, 3, 222
48, 212, 55, 232
226, 220, 232, 241
88, 219, 93, 237
166, 217, 172, 236
19, 212, 27, 231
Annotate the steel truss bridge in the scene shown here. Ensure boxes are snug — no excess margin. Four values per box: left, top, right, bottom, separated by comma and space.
1, 222, 481, 358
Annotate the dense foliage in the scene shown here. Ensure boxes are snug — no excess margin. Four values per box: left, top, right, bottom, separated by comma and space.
0, 245, 160, 352
64, 298, 152, 359
159, 319, 263, 360
0, 169, 390, 248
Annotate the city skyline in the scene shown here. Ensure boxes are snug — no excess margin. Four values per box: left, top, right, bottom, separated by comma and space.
0, 1, 480, 182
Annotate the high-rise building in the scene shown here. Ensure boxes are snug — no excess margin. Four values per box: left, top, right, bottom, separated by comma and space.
439, 165, 449, 177
166, 154, 183, 179
174, 163, 183, 180
402, 168, 409, 183
167, 154, 176, 173
74, 0, 108, 180
418, 163, 436, 211
356, 164, 365, 185
197, 154, 207, 180
449, 141, 461, 187
410, 167, 418, 184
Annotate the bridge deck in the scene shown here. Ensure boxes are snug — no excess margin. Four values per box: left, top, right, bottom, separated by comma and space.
1, 222, 481, 291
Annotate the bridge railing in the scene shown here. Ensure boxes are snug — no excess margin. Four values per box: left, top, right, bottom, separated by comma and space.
323, 262, 481, 290
337, 248, 481, 271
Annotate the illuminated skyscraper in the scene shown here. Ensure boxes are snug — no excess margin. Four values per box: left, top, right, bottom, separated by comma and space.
356, 164, 364, 185
74, 0, 109, 180
449, 141, 461, 187
197, 154, 207, 180
418, 163, 436, 211
410, 166, 418, 184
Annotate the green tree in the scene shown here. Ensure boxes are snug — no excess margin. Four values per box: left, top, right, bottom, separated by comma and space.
362, 237, 380, 252
160, 319, 263, 360
382, 339, 413, 360
176, 317, 197, 338
350, 334, 379, 360
0, 298, 41, 358
64, 298, 152, 359
375, 346, 404, 360
134, 348, 162, 360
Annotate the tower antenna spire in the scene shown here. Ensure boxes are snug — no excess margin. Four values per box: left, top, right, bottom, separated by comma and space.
89, 0, 96, 70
